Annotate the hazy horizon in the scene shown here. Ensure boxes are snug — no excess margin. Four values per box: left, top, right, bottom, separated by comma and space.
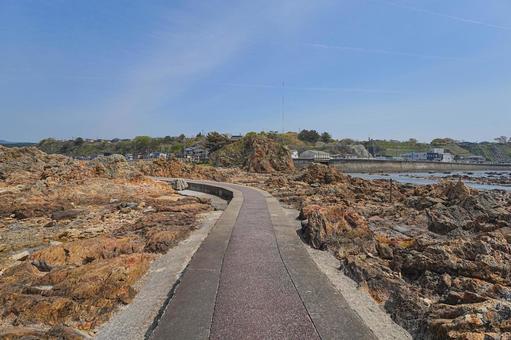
1, 0, 510, 142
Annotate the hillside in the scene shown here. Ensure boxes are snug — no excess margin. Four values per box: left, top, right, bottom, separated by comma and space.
13, 133, 511, 163
364, 138, 511, 162
364, 140, 430, 158
37, 136, 199, 157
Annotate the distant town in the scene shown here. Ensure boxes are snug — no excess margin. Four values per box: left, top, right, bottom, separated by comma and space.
2, 131, 510, 165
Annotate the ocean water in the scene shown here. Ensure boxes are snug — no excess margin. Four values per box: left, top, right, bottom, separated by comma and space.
348, 171, 511, 192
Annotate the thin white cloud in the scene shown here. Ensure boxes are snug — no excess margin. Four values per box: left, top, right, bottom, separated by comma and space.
96, 1, 329, 136
378, 0, 511, 31
304, 43, 472, 61
223, 82, 406, 94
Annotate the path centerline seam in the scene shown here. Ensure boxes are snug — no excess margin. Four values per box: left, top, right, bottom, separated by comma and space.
265, 196, 323, 340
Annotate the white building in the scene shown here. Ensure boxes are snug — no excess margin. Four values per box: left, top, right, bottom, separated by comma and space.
402, 152, 428, 161
299, 150, 331, 161
441, 153, 454, 162
149, 152, 167, 159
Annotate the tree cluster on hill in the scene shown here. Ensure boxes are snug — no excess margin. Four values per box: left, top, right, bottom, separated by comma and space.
364, 137, 511, 162
297, 129, 332, 143
38, 135, 199, 157
205, 132, 233, 152
35, 132, 511, 163
494, 136, 511, 144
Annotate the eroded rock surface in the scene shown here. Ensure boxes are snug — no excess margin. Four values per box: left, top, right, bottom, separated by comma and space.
210, 134, 295, 173
228, 163, 511, 339
136, 157, 232, 181
0, 146, 212, 338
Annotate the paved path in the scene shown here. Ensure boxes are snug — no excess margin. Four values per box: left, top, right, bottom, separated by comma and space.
150, 181, 375, 340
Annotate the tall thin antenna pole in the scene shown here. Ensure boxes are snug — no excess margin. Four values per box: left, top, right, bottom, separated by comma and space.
281, 81, 285, 133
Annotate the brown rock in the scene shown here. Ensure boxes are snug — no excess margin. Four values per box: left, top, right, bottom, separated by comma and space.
51, 209, 83, 221
31, 236, 144, 267
300, 204, 371, 250
376, 242, 394, 260
0, 254, 153, 330
210, 134, 294, 173
10, 250, 30, 261
295, 163, 346, 185
144, 229, 189, 253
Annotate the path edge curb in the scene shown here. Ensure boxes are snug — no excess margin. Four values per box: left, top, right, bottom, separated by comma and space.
148, 178, 243, 340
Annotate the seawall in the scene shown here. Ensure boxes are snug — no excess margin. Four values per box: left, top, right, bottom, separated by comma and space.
293, 158, 511, 173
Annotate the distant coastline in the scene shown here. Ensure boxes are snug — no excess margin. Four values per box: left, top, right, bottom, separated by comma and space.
0, 140, 36, 147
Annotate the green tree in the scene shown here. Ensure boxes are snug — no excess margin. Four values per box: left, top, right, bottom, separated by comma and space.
206, 132, 231, 152
171, 143, 184, 153
298, 129, 321, 143
74, 137, 84, 146
320, 132, 332, 143
495, 136, 508, 144
133, 136, 152, 154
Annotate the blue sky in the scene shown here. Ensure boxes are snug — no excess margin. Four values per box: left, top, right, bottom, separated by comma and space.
1, 0, 510, 142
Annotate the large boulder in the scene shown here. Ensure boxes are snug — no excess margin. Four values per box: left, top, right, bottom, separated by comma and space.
136, 158, 226, 181
347, 144, 371, 158
300, 204, 371, 250
295, 163, 346, 185
90, 154, 141, 179
0, 254, 153, 330
0, 145, 86, 185
210, 134, 294, 173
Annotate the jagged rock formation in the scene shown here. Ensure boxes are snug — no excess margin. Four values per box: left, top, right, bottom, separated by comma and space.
295, 163, 346, 185
136, 158, 231, 182
210, 134, 294, 173
347, 144, 371, 158
0, 146, 212, 337
230, 164, 511, 339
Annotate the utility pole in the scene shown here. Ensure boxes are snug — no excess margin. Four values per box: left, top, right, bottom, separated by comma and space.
281, 81, 285, 133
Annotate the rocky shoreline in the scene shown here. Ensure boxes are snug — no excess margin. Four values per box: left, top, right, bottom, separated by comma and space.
0, 147, 213, 338
430, 172, 511, 188
226, 164, 511, 339
2, 144, 510, 339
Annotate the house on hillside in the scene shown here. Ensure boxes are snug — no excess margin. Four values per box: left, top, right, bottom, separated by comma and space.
149, 152, 167, 159
183, 146, 209, 162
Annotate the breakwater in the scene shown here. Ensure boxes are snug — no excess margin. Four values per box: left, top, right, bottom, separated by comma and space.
293, 158, 511, 173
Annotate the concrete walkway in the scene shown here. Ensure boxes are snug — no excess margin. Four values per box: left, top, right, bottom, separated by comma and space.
150, 180, 375, 340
